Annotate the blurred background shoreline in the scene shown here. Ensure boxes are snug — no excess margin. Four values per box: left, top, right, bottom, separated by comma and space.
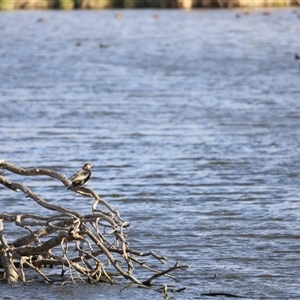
0, 0, 299, 11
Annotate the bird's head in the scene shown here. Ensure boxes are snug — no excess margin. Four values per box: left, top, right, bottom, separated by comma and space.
83, 163, 93, 170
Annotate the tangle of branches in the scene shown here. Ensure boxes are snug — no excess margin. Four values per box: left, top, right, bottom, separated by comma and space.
0, 160, 189, 290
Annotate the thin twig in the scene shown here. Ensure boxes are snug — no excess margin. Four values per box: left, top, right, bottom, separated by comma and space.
142, 262, 190, 286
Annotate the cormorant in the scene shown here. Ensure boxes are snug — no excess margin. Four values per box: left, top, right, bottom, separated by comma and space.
67, 163, 92, 189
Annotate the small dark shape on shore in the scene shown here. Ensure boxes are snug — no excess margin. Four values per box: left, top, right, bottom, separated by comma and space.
100, 43, 109, 48
37, 18, 45, 23
153, 14, 160, 19
262, 11, 270, 16
235, 13, 241, 18
76, 42, 82, 46
67, 163, 92, 189
295, 53, 300, 60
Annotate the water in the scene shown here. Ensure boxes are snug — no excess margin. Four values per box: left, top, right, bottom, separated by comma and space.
1, 8, 300, 299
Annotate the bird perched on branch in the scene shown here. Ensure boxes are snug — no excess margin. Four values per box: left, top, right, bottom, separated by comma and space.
67, 163, 92, 189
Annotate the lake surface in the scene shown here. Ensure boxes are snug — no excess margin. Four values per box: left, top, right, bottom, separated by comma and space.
1, 8, 300, 299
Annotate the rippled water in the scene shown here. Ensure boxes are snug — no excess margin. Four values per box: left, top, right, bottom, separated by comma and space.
1, 8, 300, 299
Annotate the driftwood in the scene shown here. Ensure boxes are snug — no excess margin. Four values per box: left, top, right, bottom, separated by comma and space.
0, 160, 189, 288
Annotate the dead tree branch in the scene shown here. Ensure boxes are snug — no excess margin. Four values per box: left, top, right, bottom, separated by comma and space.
0, 160, 189, 288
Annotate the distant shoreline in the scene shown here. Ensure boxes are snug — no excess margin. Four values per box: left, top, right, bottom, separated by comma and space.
0, 0, 299, 10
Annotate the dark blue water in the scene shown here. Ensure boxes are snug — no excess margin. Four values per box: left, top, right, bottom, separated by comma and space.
1, 8, 300, 299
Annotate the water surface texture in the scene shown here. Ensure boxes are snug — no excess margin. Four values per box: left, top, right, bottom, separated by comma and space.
1, 8, 300, 299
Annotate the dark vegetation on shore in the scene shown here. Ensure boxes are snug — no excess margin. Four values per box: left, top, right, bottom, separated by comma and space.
0, 0, 299, 10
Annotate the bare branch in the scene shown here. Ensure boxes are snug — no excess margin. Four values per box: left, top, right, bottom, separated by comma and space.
142, 262, 190, 286
0, 160, 70, 187
0, 176, 82, 218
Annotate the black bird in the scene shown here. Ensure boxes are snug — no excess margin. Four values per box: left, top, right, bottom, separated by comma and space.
67, 163, 92, 189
